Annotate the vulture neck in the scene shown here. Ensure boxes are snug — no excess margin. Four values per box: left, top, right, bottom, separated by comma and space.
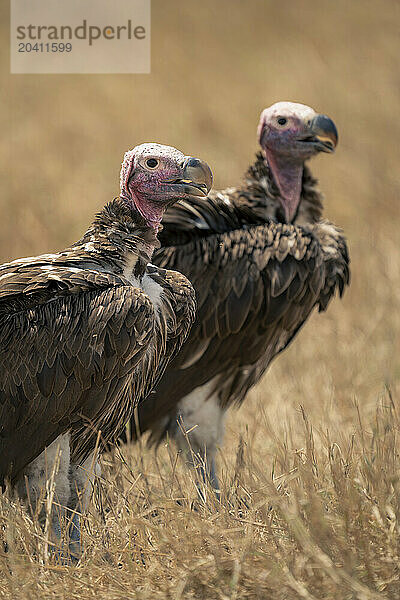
264, 150, 303, 223
245, 153, 324, 225
80, 199, 161, 281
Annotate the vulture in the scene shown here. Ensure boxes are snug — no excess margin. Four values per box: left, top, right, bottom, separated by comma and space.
130, 103, 350, 494
0, 142, 212, 561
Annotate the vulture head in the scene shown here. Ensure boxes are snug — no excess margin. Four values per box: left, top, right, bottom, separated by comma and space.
257, 102, 338, 222
120, 143, 213, 229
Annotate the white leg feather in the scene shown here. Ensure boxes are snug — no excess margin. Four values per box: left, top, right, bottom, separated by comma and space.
171, 379, 225, 497
15, 434, 71, 562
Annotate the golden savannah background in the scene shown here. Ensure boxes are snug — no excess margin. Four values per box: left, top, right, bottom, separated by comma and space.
1, 0, 399, 598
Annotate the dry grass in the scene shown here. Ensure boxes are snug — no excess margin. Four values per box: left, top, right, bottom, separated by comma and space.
1, 392, 400, 599
1, 0, 399, 597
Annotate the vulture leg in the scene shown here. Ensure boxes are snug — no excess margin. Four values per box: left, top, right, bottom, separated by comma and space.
15, 434, 72, 563
68, 453, 100, 562
173, 380, 225, 500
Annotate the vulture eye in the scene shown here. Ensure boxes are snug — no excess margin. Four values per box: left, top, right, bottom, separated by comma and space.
277, 117, 288, 126
145, 158, 159, 170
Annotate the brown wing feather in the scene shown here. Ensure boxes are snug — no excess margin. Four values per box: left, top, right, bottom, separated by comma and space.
139, 266, 197, 395
0, 260, 156, 483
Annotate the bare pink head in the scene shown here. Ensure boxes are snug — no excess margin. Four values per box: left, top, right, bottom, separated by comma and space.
120, 143, 213, 229
257, 102, 338, 222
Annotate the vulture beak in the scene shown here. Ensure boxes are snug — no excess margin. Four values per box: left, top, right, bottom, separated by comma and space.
178, 157, 213, 197
307, 114, 338, 153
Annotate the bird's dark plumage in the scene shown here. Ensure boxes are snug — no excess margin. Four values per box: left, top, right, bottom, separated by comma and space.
132, 152, 349, 445
0, 198, 195, 485
0, 141, 213, 562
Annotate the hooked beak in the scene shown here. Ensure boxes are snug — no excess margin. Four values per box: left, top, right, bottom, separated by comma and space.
179, 157, 213, 197
165, 157, 213, 199
304, 114, 338, 153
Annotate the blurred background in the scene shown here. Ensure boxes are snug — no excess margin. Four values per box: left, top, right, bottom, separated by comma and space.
1, 2, 400, 595
1, 0, 399, 436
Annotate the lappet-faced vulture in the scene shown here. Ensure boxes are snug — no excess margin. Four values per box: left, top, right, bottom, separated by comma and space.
130, 103, 350, 495
0, 143, 212, 560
